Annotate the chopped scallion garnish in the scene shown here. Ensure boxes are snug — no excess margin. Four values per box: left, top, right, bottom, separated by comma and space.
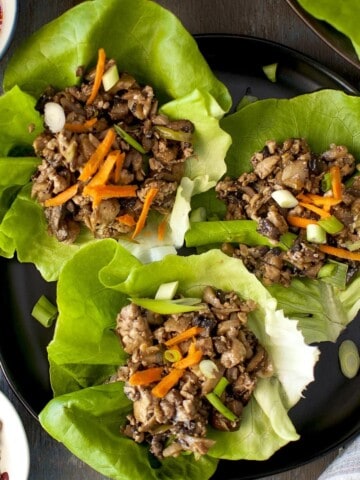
164, 349, 182, 363
338, 339, 360, 379
154, 125, 192, 143
114, 124, 146, 154
318, 215, 344, 234
306, 224, 326, 244
213, 376, 229, 397
205, 392, 238, 422
31, 295, 58, 327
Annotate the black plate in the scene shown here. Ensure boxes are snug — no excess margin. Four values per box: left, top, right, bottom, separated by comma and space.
285, 0, 360, 70
1, 34, 360, 480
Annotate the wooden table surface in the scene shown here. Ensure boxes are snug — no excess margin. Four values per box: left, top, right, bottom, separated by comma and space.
1, 1, 360, 479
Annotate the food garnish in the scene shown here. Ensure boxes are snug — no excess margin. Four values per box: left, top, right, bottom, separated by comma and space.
338, 339, 360, 379
31, 48, 195, 243
115, 285, 272, 459
213, 138, 360, 287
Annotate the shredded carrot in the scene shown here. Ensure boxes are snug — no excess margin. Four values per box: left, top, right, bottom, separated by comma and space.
164, 326, 204, 347
113, 151, 126, 184
86, 150, 122, 188
157, 215, 168, 241
85, 184, 138, 207
151, 368, 185, 398
297, 192, 341, 207
129, 367, 163, 386
64, 117, 98, 133
86, 48, 106, 106
79, 128, 116, 182
44, 183, 79, 207
131, 187, 158, 239
287, 215, 318, 229
116, 213, 137, 226
298, 201, 331, 219
173, 343, 203, 369
330, 165, 342, 201
318, 244, 360, 262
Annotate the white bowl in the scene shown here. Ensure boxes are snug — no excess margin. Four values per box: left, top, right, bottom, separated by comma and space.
0, 390, 30, 479
0, 0, 18, 59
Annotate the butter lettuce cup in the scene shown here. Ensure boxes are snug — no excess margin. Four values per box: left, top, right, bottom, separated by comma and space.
186, 89, 360, 345
39, 239, 319, 480
0, 0, 231, 282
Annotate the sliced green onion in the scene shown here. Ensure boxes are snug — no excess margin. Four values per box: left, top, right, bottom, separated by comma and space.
262, 63, 278, 83
306, 224, 327, 244
155, 281, 179, 300
205, 392, 238, 422
130, 297, 205, 314
102, 64, 119, 91
213, 376, 229, 397
190, 207, 207, 223
236, 94, 258, 111
114, 124, 146, 154
164, 349, 182, 363
31, 295, 58, 327
154, 125, 192, 143
344, 240, 360, 252
279, 231, 297, 250
317, 260, 348, 289
338, 340, 360, 379
318, 216, 344, 234
321, 172, 332, 192
271, 189, 298, 208
199, 360, 219, 379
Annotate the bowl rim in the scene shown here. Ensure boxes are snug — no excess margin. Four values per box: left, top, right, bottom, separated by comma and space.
0, 0, 18, 59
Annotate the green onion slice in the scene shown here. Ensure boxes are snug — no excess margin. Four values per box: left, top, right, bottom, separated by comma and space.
129, 297, 204, 314
114, 124, 146, 154
31, 295, 58, 327
262, 63, 278, 83
213, 376, 230, 397
155, 281, 179, 300
205, 392, 238, 422
154, 125, 192, 143
164, 349, 182, 363
318, 216, 344, 234
338, 339, 360, 379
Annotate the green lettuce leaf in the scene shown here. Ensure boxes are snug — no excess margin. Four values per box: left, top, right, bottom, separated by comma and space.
296, 0, 360, 60
0, 0, 232, 280
40, 241, 318, 477
3, 0, 231, 112
39, 382, 218, 480
184, 90, 360, 343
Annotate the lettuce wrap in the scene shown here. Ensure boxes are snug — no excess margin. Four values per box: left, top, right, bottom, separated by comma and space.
185, 89, 360, 344
0, 0, 232, 281
39, 240, 319, 479
295, 0, 360, 61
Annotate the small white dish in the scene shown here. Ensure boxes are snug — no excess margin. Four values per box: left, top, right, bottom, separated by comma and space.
0, 390, 30, 480
0, 0, 18, 59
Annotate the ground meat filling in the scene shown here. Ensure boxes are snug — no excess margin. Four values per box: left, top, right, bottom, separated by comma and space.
31, 57, 194, 243
216, 138, 360, 286
114, 286, 272, 459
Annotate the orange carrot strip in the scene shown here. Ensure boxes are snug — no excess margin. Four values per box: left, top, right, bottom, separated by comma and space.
297, 192, 341, 207
85, 184, 138, 207
116, 213, 137, 226
44, 183, 79, 207
64, 118, 98, 132
129, 367, 163, 386
131, 187, 159, 239
298, 201, 331, 219
79, 128, 116, 181
151, 368, 185, 398
113, 152, 126, 184
86, 150, 121, 188
318, 244, 360, 262
86, 48, 106, 106
164, 326, 204, 347
287, 215, 318, 229
330, 165, 342, 201
173, 348, 203, 370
